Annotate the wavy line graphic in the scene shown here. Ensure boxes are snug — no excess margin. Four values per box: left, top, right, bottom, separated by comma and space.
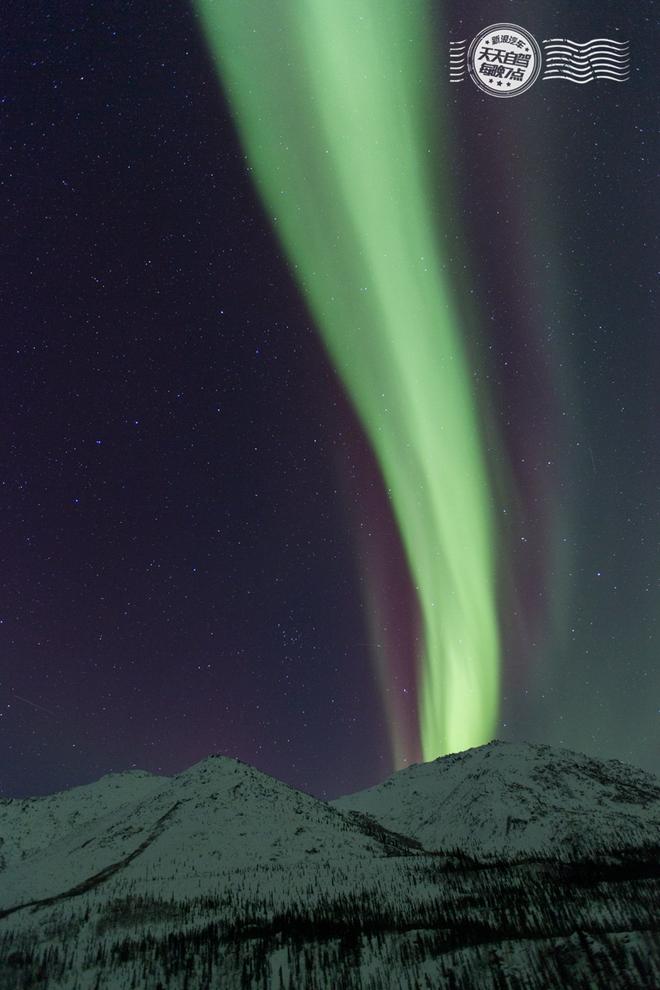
544, 71, 630, 78
545, 68, 629, 75
542, 38, 630, 82
543, 38, 629, 47
544, 72, 629, 80
545, 54, 629, 61
544, 76, 630, 84
544, 44, 629, 51
545, 52, 629, 60
544, 45, 629, 53
545, 55, 629, 64
449, 40, 466, 82
545, 61, 630, 71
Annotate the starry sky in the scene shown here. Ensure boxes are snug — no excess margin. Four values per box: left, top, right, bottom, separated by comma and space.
2, 0, 658, 800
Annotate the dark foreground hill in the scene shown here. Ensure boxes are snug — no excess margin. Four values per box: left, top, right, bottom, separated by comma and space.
1, 741, 659, 989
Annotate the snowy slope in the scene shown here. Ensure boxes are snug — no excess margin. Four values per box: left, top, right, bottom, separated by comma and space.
0, 769, 168, 874
0, 755, 412, 914
1, 742, 659, 989
331, 740, 660, 858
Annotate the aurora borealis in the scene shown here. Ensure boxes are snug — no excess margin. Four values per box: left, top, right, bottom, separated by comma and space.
2, 0, 658, 799
195, 0, 500, 764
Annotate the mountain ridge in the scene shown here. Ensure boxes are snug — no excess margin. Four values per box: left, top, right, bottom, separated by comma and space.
1, 740, 659, 989
332, 739, 660, 859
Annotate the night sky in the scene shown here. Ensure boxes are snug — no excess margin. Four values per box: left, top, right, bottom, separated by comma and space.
2, 0, 658, 800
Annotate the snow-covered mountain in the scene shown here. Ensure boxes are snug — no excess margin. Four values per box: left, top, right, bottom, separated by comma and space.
0, 754, 415, 914
1, 742, 658, 990
0, 769, 168, 875
332, 739, 660, 859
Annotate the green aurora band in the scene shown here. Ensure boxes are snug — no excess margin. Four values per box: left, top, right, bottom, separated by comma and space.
196, 0, 500, 761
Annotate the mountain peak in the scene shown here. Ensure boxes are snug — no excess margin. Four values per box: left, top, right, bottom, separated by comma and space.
175, 753, 256, 780
333, 740, 660, 859
2, 739, 658, 990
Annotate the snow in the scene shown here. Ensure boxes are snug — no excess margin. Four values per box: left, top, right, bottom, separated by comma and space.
1, 741, 658, 989
331, 739, 660, 859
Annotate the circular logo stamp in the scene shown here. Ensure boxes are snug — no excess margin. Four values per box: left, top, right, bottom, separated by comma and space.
467, 23, 542, 98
